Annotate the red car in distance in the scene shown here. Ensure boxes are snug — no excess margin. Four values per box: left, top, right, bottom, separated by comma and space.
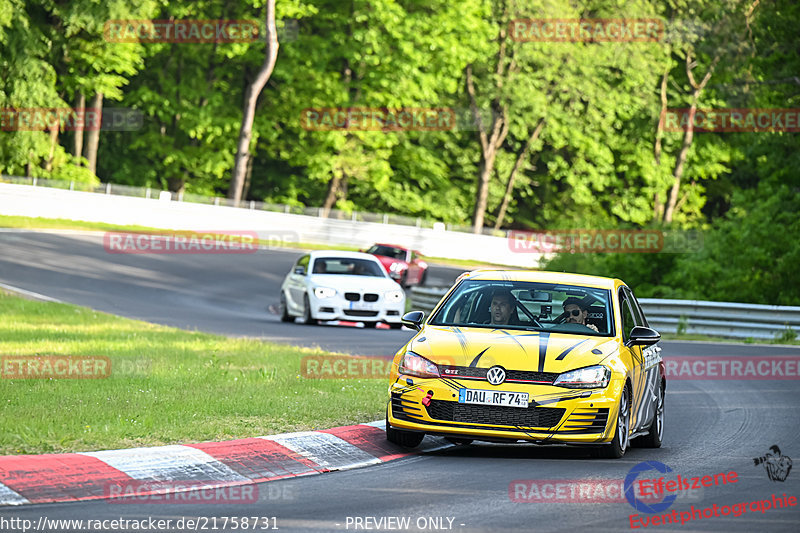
364, 244, 429, 287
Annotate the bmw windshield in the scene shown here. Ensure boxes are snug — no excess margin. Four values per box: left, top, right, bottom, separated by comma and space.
428, 279, 614, 336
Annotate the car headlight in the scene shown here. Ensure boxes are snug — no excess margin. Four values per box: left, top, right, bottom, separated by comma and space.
553, 365, 611, 389
313, 286, 336, 299
398, 352, 440, 379
389, 262, 405, 272
385, 289, 404, 302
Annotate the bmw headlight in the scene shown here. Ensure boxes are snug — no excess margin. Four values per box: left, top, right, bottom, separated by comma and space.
389, 262, 404, 272
553, 365, 611, 389
385, 289, 405, 303
313, 286, 336, 299
398, 352, 440, 379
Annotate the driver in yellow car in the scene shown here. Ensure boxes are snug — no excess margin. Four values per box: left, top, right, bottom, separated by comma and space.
563, 297, 599, 332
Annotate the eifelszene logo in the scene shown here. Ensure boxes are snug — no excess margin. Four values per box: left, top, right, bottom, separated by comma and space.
753, 445, 792, 482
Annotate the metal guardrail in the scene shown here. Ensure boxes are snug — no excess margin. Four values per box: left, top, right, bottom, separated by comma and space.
410, 287, 799, 341
0, 175, 508, 236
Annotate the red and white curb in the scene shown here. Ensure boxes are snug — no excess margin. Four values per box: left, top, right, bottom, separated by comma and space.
0, 421, 450, 506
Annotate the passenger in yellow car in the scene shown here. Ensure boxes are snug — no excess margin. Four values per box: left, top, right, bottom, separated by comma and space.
563, 297, 599, 332
489, 289, 518, 325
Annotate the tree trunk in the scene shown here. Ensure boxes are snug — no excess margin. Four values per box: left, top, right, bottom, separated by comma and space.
228, 0, 279, 205
494, 117, 545, 230
652, 69, 668, 222
322, 175, 342, 217
44, 120, 59, 173
73, 93, 85, 166
663, 52, 719, 223
83, 92, 103, 176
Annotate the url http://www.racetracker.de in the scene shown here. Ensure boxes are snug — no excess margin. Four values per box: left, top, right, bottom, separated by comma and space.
0, 515, 280, 532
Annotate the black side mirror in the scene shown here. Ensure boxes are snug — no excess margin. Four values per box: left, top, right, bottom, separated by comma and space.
294, 267, 305, 275
628, 326, 660, 346
401, 311, 425, 331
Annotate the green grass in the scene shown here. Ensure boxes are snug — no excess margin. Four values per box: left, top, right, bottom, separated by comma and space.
0, 292, 389, 455
660, 332, 800, 345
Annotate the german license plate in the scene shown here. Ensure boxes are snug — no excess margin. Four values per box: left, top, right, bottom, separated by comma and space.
458, 388, 529, 408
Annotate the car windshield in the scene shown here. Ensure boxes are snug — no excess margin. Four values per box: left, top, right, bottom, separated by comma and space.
366, 245, 406, 261
429, 279, 614, 336
311, 257, 387, 277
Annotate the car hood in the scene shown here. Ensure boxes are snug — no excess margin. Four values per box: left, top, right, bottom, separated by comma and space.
407, 325, 619, 374
308, 274, 401, 292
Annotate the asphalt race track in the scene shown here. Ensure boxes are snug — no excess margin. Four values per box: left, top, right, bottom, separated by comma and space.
2, 230, 800, 532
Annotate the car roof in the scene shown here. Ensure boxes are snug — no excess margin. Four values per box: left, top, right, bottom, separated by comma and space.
371, 243, 409, 251
309, 250, 382, 261
461, 269, 620, 289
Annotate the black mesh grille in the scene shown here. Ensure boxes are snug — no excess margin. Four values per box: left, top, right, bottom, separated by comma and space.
440, 366, 558, 384
344, 293, 360, 301
363, 293, 379, 302
426, 400, 565, 428
343, 310, 379, 317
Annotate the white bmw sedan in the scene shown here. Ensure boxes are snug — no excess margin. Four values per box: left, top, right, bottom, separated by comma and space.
279, 251, 406, 328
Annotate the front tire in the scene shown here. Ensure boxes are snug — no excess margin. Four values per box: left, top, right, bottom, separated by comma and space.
279, 293, 293, 322
633, 381, 664, 448
594, 385, 630, 459
303, 294, 317, 325
386, 412, 424, 448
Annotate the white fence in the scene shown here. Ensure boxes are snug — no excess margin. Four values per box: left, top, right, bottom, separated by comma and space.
409, 287, 799, 341
0, 182, 542, 267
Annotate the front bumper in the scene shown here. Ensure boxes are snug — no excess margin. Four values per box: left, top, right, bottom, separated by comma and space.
387, 377, 624, 444
310, 294, 405, 324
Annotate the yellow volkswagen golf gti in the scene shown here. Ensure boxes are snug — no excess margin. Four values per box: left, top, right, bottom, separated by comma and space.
386, 270, 665, 458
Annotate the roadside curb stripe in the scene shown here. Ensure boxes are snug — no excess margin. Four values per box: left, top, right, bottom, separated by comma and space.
186, 438, 322, 481
80, 445, 249, 483
0, 453, 133, 504
0, 421, 452, 507
264, 432, 381, 470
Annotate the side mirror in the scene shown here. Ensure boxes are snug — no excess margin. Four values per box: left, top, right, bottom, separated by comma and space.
628, 326, 660, 346
401, 311, 425, 331
293, 267, 305, 275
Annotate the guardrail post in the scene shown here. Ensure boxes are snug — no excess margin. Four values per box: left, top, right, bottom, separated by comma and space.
250, 200, 255, 210
69, 181, 74, 191
284, 204, 290, 214
383, 214, 388, 224
105, 183, 111, 194
214, 197, 220, 206
145, 187, 150, 199
32, 177, 37, 186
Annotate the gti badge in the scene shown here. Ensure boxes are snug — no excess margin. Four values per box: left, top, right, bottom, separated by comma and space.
486, 366, 506, 385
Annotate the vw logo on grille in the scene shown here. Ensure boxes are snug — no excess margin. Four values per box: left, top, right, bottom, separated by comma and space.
486, 366, 506, 385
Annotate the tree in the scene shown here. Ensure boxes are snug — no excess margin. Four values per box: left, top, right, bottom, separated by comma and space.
228, 0, 279, 205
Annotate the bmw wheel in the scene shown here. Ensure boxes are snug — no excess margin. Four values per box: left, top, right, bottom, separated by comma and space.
279, 293, 293, 322
303, 294, 317, 325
